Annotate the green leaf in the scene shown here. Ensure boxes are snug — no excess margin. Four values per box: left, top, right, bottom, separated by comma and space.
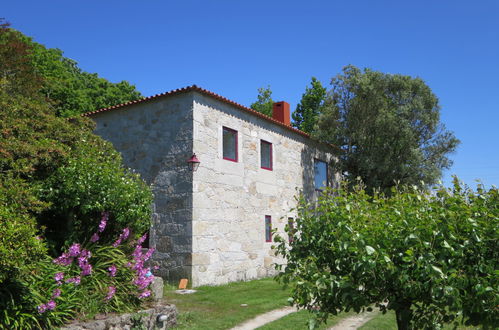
432, 266, 445, 278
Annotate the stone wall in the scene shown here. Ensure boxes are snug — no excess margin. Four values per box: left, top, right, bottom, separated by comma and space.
92, 93, 194, 281
191, 93, 338, 286
60, 304, 177, 330
91, 90, 339, 286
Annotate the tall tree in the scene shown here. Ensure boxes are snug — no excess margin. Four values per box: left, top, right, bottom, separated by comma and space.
315, 65, 459, 192
1, 25, 142, 117
250, 86, 274, 116
292, 77, 327, 134
0, 20, 152, 254
275, 181, 498, 329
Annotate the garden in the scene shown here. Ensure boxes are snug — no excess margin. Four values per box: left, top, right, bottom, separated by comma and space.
0, 22, 156, 328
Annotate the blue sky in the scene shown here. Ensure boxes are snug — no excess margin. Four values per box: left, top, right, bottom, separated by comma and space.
4, 0, 498, 188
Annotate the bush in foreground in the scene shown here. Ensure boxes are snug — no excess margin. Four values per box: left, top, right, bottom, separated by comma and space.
0, 214, 156, 329
275, 179, 498, 329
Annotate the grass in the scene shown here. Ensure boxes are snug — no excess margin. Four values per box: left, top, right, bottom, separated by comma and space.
164, 277, 291, 329
164, 277, 360, 330
257, 309, 357, 330
360, 311, 481, 330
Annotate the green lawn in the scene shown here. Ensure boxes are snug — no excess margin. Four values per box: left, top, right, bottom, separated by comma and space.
164, 277, 360, 330
360, 311, 481, 330
257, 309, 357, 330
164, 277, 291, 329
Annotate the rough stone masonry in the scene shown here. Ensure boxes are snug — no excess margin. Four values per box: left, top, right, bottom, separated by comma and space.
87, 86, 338, 286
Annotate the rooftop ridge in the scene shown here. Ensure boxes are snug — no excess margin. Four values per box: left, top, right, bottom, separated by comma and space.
82, 84, 328, 142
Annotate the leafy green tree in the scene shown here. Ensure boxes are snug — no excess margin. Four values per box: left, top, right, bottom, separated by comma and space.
0, 20, 152, 252
315, 65, 459, 193
292, 77, 327, 134
1, 23, 142, 117
250, 86, 274, 116
275, 180, 498, 329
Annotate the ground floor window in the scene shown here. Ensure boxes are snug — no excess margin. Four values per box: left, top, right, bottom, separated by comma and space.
265, 215, 272, 242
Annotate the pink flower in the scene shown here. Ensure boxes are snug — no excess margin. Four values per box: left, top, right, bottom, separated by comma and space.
46, 300, 56, 310
122, 228, 130, 240
54, 272, 64, 282
80, 263, 92, 276
137, 233, 147, 246
108, 265, 117, 277
80, 249, 91, 259
68, 243, 81, 257
138, 290, 151, 299
52, 288, 61, 298
99, 212, 108, 232
90, 233, 99, 243
37, 304, 47, 313
144, 248, 155, 261
53, 253, 73, 266
112, 228, 131, 247
104, 286, 116, 301
65, 276, 81, 285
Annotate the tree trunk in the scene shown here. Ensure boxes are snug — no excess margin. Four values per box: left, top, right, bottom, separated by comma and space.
395, 303, 412, 330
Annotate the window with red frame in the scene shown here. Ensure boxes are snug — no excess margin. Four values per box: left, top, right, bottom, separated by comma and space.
222, 126, 237, 162
265, 215, 272, 242
260, 140, 272, 170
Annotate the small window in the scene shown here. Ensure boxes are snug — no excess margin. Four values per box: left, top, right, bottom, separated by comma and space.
314, 159, 328, 190
260, 140, 272, 170
223, 127, 237, 162
265, 215, 272, 242
287, 217, 294, 244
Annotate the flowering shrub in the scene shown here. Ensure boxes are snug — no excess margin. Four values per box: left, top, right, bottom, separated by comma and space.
0, 212, 157, 329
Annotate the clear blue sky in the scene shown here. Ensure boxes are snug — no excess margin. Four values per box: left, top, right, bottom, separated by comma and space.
4, 0, 498, 188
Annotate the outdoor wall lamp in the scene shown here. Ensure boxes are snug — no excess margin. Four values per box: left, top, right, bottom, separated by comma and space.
187, 153, 200, 171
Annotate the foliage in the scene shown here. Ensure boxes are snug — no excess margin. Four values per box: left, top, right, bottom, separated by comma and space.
0, 221, 155, 329
292, 77, 327, 134
275, 179, 498, 329
250, 86, 274, 117
0, 21, 155, 327
40, 142, 153, 248
0, 20, 152, 252
314, 65, 459, 193
0, 20, 43, 97
1, 19, 142, 117
0, 176, 47, 284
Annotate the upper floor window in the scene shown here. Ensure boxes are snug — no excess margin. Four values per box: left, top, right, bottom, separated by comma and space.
223, 126, 238, 162
314, 159, 328, 190
260, 140, 272, 170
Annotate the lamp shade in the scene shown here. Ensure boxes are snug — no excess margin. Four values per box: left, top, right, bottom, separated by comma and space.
187, 154, 200, 171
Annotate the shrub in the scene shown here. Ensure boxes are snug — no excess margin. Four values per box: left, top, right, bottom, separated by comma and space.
0, 20, 153, 253
275, 179, 498, 329
39, 141, 153, 249
0, 176, 47, 284
0, 217, 156, 329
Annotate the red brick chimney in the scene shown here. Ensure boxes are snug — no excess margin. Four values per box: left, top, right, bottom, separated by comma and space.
272, 101, 290, 126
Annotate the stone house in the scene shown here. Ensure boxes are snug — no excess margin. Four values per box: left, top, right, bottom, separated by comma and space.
84, 85, 339, 287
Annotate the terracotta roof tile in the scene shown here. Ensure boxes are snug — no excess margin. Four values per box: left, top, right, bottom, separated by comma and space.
82, 85, 313, 139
